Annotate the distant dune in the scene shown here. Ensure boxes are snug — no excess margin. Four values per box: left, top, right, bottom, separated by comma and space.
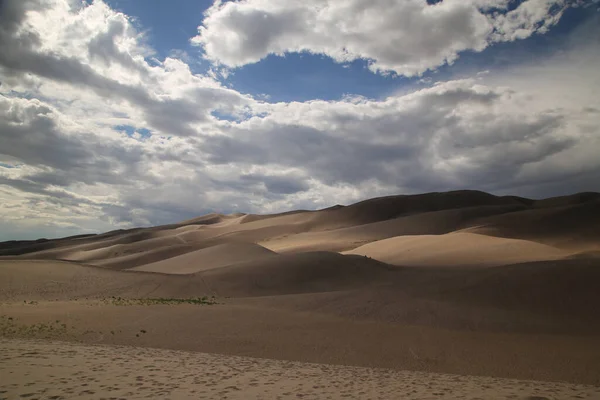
131, 242, 277, 274
1, 190, 600, 386
201, 251, 393, 297
344, 231, 570, 267
3, 190, 598, 263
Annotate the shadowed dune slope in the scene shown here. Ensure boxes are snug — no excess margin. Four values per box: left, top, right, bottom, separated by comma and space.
2, 257, 599, 335
0, 190, 598, 271
130, 242, 278, 274
64, 236, 185, 263
0, 254, 393, 302
532, 191, 600, 208
91, 244, 204, 270
200, 252, 394, 297
0, 190, 547, 258
239, 209, 311, 224
0, 260, 210, 301
175, 213, 234, 226
240, 258, 600, 334
1, 190, 600, 387
238, 190, 528, 235
344, 232, 570, 267
429, 259, 600, 319
260, 204, 525, 253
467, 198, 600, 250
312, 190, 525, 227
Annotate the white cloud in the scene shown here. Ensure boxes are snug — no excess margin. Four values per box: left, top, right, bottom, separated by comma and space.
191, 0, 571, 76
202, 77, 598, 195
0, 0, 598, 240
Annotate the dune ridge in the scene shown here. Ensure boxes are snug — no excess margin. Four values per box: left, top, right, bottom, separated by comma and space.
130, 242, 277, 274
1, 190, 600, 387
344, 231, 570, 267
3, 190, 597, 268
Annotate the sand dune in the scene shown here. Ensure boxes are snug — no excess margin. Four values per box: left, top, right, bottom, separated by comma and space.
427, 259, 600, 320
532, 191, 600, 208
0, 260, 213, 301
175, 212, 233, 226
65, 235, 185, 262
3, 229, 164, 260
91, 243, 203, 270
130, 242, 277, 274
2, 190, 600, 392
344, 232, 570, 267
202, 251, 393, 297
3, 257, 599, 334
3, 190, 597, 263
260, 204, 524, 253
239, 209, 310, 224
2, 257, 600, 385
2, 287, 600, 384
252, 258, 600, 334
0, 229, 137, 257
312, 190, 524, 227
468, 198, 600, 250
0, 190, 532, 258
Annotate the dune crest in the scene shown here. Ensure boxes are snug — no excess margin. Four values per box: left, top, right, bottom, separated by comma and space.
130, 242, 277, 274
344, 232, 570, 267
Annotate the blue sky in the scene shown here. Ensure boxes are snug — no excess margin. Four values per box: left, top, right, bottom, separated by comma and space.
104, 0, 595, 102
105, 0, 414, 102
0, 0, 599, 240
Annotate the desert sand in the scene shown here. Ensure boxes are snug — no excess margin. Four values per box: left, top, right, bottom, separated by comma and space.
2, 338, 600, 400
343, 231, 569, 267
1, 190, 600, 398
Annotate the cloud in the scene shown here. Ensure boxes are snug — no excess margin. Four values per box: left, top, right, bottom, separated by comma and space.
240, 172, 311, 195
0, 0, 252, 137
0, 97, 100, 172
201, 79, 592, 195
0, 0, 598, 240
191, 0, 572, 76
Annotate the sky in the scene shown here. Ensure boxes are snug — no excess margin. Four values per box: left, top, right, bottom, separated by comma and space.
0, 0, 599, 241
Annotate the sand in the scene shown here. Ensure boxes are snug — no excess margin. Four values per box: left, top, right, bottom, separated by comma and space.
4, 190, 597, 268
2, 338, 600, 400
130, 242, 277, 274
343, 232, 570, 267
1, 190, 600, 397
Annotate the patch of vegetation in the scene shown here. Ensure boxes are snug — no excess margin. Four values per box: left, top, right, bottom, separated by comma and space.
103, 296, 218, 306
0, 315, 70, 339
1, 315, 141, 342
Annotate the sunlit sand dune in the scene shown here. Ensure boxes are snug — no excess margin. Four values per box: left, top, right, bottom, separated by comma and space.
2, 190, 600, 395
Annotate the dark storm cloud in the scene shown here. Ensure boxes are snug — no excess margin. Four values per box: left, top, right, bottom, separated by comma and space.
0, 0, 248, 138
0, 99, 92, 171
198, 82, 592, 197
240, 173, 310, 194
0, 96, 145, 186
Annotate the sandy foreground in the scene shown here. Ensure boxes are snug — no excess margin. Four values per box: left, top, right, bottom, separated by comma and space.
1, 338, 599, 400
2, 191, 600, 398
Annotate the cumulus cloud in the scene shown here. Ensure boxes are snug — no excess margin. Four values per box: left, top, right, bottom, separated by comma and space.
0, 0, 252, 137
202, 79, 594, 194
0, 0, 598, 240
191, 0, 574, 76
